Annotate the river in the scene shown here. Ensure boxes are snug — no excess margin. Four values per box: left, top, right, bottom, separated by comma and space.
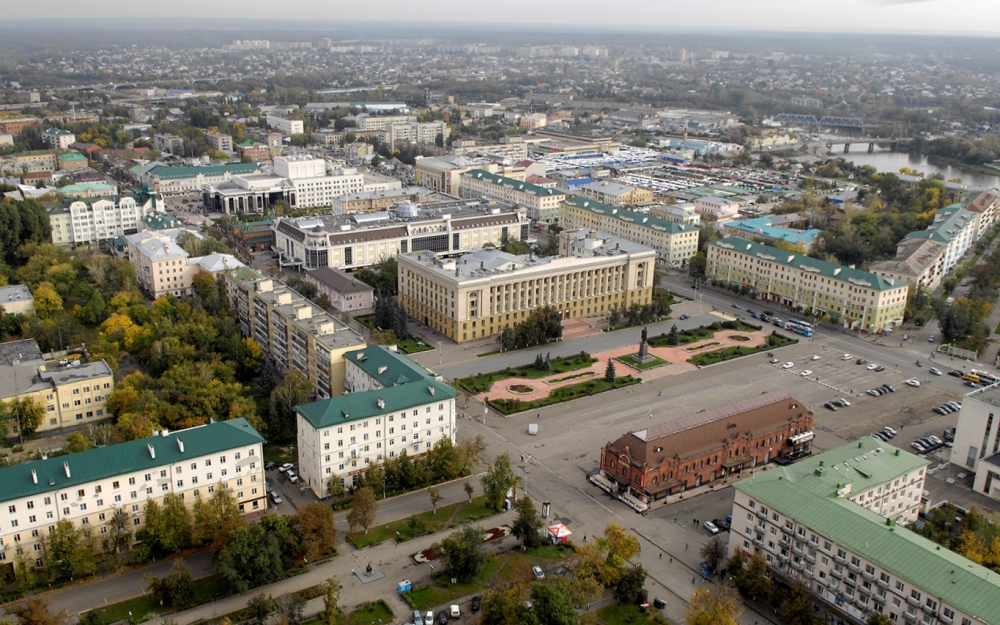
827, 145, 1000, 189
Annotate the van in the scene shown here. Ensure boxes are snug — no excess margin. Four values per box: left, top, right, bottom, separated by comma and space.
963, 373, 981, 383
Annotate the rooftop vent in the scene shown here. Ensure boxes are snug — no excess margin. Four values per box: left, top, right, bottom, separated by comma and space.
63, 461, 71, 478
377, 398, 385, 409
148, 443, 156, 458
31, 469, 37, 484
177, 438, 184, 453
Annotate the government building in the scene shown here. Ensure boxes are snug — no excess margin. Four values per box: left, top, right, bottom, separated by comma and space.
397, 243, 655, 343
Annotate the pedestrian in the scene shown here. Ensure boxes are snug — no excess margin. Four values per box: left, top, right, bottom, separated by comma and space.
658, 391, 662, 396
669, 557, 673, 563
685, 543, 688, 551
583, 535, 587, 543
692, 577, 695, 584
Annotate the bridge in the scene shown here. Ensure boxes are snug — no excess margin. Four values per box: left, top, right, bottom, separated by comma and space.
826, 138, 912, 153
775, 113, 869, 130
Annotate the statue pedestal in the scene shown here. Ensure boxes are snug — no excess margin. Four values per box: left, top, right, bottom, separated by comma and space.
634, 340, 656, 363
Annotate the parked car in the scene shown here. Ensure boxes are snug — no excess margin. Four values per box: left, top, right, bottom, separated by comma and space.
769, 358, 779, 364
872, 432, 887, 441
426, 610, 434, 625
929, 336, 936, 342
867, 390, 880, 396
929, 367, 943, 376
835, 398, 851, 407
919, 437, 935, 448
414, 610, 423, 625
906, 379, 921, 387
947, 401, 962, 410
934, 406, 949, 415
912, 442, 927, 453
811, 355, 821, 361
450, 605, 461, 618
269, 491, 282, 505
279, 463, 294, 472
264, 461, 278, 470
782, 362, 794, 369
825, 402, 839, 411
800, 370, 813, 377
679, 314, 690, 320
882, 384, 895, 393
929, 435, 943, 446
437, 611, 448, 625
944, 428, 956, 442
841, 354, 852, 360
857, 359, 868, 365
714, 517, 731, 531
471, 596, 481, 612
875, 365, 886, 372
867, 363, 878, 371
287, 471, 299, 483
704, 521, 720, 535
532, 566, 545, 580
883, 426, 897, 437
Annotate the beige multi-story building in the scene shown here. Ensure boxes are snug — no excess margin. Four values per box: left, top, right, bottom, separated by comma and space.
966, 190, 999, 240
14, 151, 57, 173
204, 131, 233, 153
347, 113, 417, 132
125, 231, 246, 299
449, 137, 529, 161
265, 114, 304, 135
0, 418, 266, 572
0, 285, 34, 316
330, 187, 436, 215
62, 195, 150, 245
379, 122, 450, 150
414, 156, 526, 197
580, 181, 654, 205
295, 345, 456, 497
461, 169, 568, 223
42, 129, 75, 150
0, 339, 115, 436
726, 439, 1000, 625
225, 270, 366, 399
153, 133, 185, 155
398, 245, 656, 343
707, 237, 908, 333
561, 196, 699, 267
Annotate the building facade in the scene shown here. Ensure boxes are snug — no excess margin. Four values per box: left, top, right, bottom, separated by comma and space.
153, 134, 185, 154
303, 267, 375, 314
594, 391, 814, 509
141, 163, 260, 195
724, 440, 998, 625
560, 196, 700, 267
225, 270, 366, 399
461, 169, 568, 223
59, 196, 150, 245
0, 285, 34, 316
580, 181, 654, 205
398, 245, 656, 343
949, 386, 1000, 502
204, 132, 233, 153
0, 419, 265, 572
295, 345, 456, 497
707, 237, 909, 333
42, 129, 75, 150
126, 233, 199, 298
265, 114, 304, 135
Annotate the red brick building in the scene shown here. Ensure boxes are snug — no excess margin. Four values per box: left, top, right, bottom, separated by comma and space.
596, 391, 814, 507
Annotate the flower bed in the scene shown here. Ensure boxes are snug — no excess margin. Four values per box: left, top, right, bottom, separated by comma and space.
507, 383, 534, 394
684, 341, 721, 353
546, 370, 596, 385
729, 335, 751, 342
489, 376, 640, 415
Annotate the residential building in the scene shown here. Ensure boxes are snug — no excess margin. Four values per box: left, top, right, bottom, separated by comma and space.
902, 204, 977, 277
580, 181, 654, 205
869, 237, 948, 291
0, 117, 41, 136
273, 199, 529, 271
707, 237, 909, 333
47, 204, 73, 245
0, 338, 115, 436
13, 90, 40, 103
57, 152, 88, 171
449, 137, 529, 161
966, 191, 999, 240
303, 267, 375, 314
265, 114, 304, 135
140, 163, 260, 195
56, 182, 118, 199
236, 140, 271, 162
204, 131, 233, 153
246, 129, 283, 157
53, 195, 150, 245
347, 113, 417, 132
694, 196, 741, 224
295, 345, 456, 497
330, 187, 438, 215
594, 391, 814, 509
650, 204, 700, 226
153, 134, 185, 155
225, 270, 366, 398
0, 134, 12, 148
461, 169, 568, 223
560, 196, 699, 267
0, 418, 266, 567
0, 285, 34, 316
949, 386, 1000, 502
42, 129, 75, 150
14, 151, 57, 172
126, 231, 246, 299
22, 171, 52, 186
379, 121, 450, 150
723, 217, 823, 251
398, 244, 655, 343
414, 155, 522, 197
725, 440, 996, 625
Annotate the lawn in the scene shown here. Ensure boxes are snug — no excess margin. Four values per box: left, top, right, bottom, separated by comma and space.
452, 495, 495, 524
687, 333, 796, 366
398, 337, 435, 354
348, 502, 459, 548
615, 354, 670, 371
596, 603, 669, 625
348, 600, 393, 625
403, 558, 503, 610
263, 442, 297, 464
84, 575, 227, 624
457, 351, 597, 394
488, 375, 639, 415
995, 320, 1000, 335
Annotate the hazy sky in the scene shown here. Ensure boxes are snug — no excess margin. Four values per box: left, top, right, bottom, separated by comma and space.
7, 0, 1000, 35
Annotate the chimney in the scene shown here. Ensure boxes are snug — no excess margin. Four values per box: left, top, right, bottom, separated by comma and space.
378, 398, 385, 409
31, 469, 37, 484
428, 385, 435, 396
148, 443, 156, 459
177, 438, 184, 453
161, 428, 169, 437
63, 461, 71, 478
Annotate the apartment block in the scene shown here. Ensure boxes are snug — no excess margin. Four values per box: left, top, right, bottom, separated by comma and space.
449, 136, 529, 161
347, 113, 417, 132
726, 439, 999, 625
965, 191, 998, 240
204, 131, 233, 153
265, 114, 305, 135
126, 231, 246, 299
398, 244, 655, 343
303, 267, 374, 314
42, 129, 75, 150
949, 386, 1000, 503
55, 195, 150, 245
560, 196, 699, 267
460, 169, 568, 223
707, 237, 908, 333
0, 339, 115, 436
379, 121, 450, 149
153, 134, 185, 155
296, 345, 456, 497
595, 391, 814, 510
225, 270, 366, 399
0, 419, 265, 570
580, 180, 654, 205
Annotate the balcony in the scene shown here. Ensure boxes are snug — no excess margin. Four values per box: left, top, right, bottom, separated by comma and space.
781, 525, 793, 535
906, 596, 921, 608
863, 570, 876, 582
834, 554, 847, 564
779, 537, 790, 548
939, 614, 953, 624
778, 552, 789, 562
756, 509, 768, 520
876, 578, 889, 589
901, 612, 918, 624
830, 568, 844, 579
754, 536, 765, 547
793, 545, 804, 556
847, 561, 862, 573
921, 605, 937, 616
790, 560, 804, 571
805, 554, 816, 564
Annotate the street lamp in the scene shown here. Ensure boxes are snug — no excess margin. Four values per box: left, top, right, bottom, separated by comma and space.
438, 341, 442, 365
521, 454, 532, 497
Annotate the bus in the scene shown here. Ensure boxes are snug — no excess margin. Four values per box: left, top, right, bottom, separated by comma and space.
785, 318, 814, 338
969, 369, 1000, 386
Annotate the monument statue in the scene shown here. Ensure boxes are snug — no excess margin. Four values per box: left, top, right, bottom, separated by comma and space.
641, 326, 648, 343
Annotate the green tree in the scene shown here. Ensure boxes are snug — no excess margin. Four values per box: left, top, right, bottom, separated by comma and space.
531, 583, 578, 625
700, 537, 726, 573
604, 359, 616, 383
780, 581, 826, 625
327, 475, 347, 501
32, 281, 63, 319
480, 583, 529, 625
7, 596, 66, 625
511, 496, 544, 549
1, 396, 45, 439
101, 508, 133, 560
685, 586, 742, 625
346, 486, 378, 534
727, 552, 772, 602
439, 524, 491, 583
64, 431, 94, 454
47, 520, 96, 579
292, 502, 337, 562
192, 487, 241, 546
145, 559, 195, 606
275, 592, 307, 625
138, 494, 192, 555
867, 613, 893, 625
214, 521, 285, 594
481, 452, 519, 511
463, 481, 475, 503
428, 486, 443, 513
667, 324, 680, 346
245, 593, 276, 625
269, 370, 312, 442
429, 437, 461, 480
321, 578, 342, 625
688, 252, 708, 279
613, 564, 647, 604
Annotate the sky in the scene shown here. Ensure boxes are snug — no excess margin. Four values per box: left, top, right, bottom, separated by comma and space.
6, 0, 1000, 35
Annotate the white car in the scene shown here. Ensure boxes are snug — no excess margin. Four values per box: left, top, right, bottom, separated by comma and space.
929, 367, 942, 376
841, 354, 852, 361
426, 610, 434, 624
837, 398, 851, 406
866, 363, 878, 371
279, 463, 294, 472
906, 379, 921, 387
811, 355, 821, 361
883, 426, 897, 436
704, 521, 720, 535
450, 605, 461, 618
782, 362, 794, 369
532, 565, 545, 580
800, 370, 813, 377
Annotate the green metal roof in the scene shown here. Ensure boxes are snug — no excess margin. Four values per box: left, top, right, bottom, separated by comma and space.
736, 441, 1000, 625
295, 379, 456, 430
57, 152, 86, 161
146, 163, 258, 180
143, 211, 183, 230
0, 419, 264, 503
562, 195, 694, 234
344, 345, 435, 388
56, 182, 116, 196
903, 204, 974, 245
464, 169, 568, 199
711, 237, 905, 292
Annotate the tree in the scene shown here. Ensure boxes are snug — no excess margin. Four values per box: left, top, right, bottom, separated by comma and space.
700, 537, 726, 573
511, 496, 545, 549
428, 486, 443, 513
192, 487, 241, 546
867, 613, 893, 625
1, 396, 45, 439
438, 524, 490, 583
727, 552, 772, 602
214, 521, 285, 594
139, 493, 192, 555
685, 586, 742, 625
667, 324, 680, 346
480, 583, 530, 625
320, 578, 342, 625
8, 597, 66, 625
781, 581, 826, 625
531, 583, 578, 625
47, 520, 96, 579
101, 508, 133, 559
246, 593, 276, 625
463, 481, 475, 503
613, 565, 647, 605
64, 431, 94, 454
481, 452, 519, 511
241, 337, 264, 377
577, 523, 640, 587
688, 252, 708, 279
498, 306, 562, 351
269, 370, 312, 442
145, 559, 195, 606
457, 434, 487, 473
32, 281, 63, 319
292, 502, 337, 562
275, 592, 307, 625
327, 475, 347, 501
346, 486, 378, 534
429, 437, 461, 480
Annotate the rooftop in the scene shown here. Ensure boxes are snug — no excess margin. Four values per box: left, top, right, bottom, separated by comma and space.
306, 267, 375, 295
145, 163, 259, 181
905, 204, 976, 244
725, 217, 822, 247
143, 211, 183, 231
0, 339, 43, 367
295, 379, 455, 430
563, 195, 694, 234
711, 237, 905, 292
0, 419, 265, 503
0, 284, 34, 306
463, 169, 568, 199
345, 345, 435, 388
56, 182, 116, 196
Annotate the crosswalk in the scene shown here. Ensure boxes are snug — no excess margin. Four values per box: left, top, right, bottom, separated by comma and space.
905, 349, 935, 359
